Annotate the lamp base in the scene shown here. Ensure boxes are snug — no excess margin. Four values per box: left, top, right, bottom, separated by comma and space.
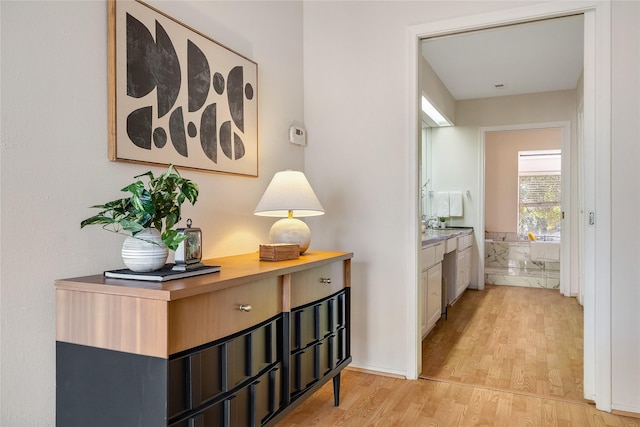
269, 218, 311, 254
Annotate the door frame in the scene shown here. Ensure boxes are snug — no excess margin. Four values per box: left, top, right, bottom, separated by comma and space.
479, 121, 571, 297
407, 1, 611, 411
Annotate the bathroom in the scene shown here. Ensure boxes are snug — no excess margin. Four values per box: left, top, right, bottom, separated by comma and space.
484, 128, 562, 289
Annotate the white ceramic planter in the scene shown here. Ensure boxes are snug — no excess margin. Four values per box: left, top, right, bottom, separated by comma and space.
121, 228, 168, 272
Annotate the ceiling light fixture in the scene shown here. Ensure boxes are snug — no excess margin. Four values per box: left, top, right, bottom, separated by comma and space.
421, 96, 452, 127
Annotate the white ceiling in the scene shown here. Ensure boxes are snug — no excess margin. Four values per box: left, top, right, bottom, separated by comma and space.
421, 15, 584, 101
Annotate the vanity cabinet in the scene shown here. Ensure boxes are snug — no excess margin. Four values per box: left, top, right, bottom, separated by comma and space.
420, 242, 444, 337
444, 232, 473, 305
456, 246, 472, 298
55, 251, 352, 427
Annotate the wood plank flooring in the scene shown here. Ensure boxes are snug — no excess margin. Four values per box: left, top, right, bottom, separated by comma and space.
277, 370, 639, 426
277, 285, 640, 426
421, 285, 584, 403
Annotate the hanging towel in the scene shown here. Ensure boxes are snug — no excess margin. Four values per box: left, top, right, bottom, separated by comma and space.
449, 191, 463, 217
436, 192, 450, 217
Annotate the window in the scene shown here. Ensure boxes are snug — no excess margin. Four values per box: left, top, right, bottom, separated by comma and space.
518, 150, 561, 239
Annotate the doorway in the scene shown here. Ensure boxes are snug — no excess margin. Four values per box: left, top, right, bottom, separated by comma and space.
408, 2, 612, 411
419, 25, 579, 386
481, 123, 572, 297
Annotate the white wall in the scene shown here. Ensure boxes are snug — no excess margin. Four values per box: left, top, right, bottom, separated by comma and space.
430, 126, 481, 289
610, 0, 640, 412
0, 1, 304, 424
457, 89, 578, 126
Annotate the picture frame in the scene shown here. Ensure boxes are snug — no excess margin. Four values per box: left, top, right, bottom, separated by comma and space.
108, 0, 258, 176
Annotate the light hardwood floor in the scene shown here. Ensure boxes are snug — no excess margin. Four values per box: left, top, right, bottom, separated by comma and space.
421, 285, 584, 403
278, 369, 639, 426
277, 286, 640, 426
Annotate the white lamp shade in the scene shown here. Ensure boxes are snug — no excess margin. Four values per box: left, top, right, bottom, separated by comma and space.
254, 170, 325, 217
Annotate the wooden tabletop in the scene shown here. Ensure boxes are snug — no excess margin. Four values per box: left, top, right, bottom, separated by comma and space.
55, 250, 353, 301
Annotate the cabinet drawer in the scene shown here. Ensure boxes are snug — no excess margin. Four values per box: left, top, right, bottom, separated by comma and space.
173, 363, 282, 427
167, 316, 282, 422
168, 278, 281, 355
435, 242, 445, 262
421, 245, 436, 269
290, 334, 336, 398
445, 237, 457, 253
291, 290, 345, 351
291, 262, 345, 307
458, 234, 473, 250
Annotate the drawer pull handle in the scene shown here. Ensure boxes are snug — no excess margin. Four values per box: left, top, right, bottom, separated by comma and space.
320, 278, 332, 284
239, 304, 252, 312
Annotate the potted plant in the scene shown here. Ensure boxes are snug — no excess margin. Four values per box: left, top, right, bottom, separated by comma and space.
81, 165, 199, 272
438, 216, 447, 229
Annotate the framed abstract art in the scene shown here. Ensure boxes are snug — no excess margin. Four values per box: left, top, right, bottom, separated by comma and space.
108, 0, 258, 176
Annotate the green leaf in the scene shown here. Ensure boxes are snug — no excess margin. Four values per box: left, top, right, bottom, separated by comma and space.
80, 215, 116, 228
133, 170, 155, 181
80, 164, 200, 245
165, 212, 178, 231
161, 229, 186, 251
120, 219, 146, 235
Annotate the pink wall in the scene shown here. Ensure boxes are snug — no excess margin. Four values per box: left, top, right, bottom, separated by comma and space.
485, 128, 562, 233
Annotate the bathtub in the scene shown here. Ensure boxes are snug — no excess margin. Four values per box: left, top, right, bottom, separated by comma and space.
484, 238, 560, 289
530, 240, 561, 262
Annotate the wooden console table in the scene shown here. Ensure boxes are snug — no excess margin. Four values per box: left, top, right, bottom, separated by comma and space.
55, 250, 353, 426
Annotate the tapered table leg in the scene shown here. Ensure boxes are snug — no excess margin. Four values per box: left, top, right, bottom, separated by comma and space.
332, 373, 341, 406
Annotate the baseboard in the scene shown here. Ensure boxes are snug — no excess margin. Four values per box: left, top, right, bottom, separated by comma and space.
345, 365, 406, 380
612, 409, 640, 419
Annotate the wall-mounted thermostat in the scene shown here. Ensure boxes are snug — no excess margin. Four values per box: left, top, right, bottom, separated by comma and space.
289, 126, 307, 146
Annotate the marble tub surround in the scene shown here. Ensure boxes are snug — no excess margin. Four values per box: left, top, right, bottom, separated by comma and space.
530, 240, 561, 262
485, 240, 560, 289
485, 231, 521, 242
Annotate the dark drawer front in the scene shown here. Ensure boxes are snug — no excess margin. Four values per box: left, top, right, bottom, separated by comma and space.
168, 315, 283, 425
169, 364, 282, 427
289, 290, 348, 398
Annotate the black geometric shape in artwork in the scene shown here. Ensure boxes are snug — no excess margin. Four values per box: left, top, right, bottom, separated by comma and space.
227, 66, 244, 132
154, 21, 181, 118
213, 72, 225, 95
233, 133, 245, 160
200, 103, 217, 163
126, 13, 156, 98
245, 83, 254, 100
187, 40, 210, 112
220, 121, 233, 160
153, 127, 167, 148
169, 107, 188, 157
126, 106, 153, 149
187, 122, 197, 138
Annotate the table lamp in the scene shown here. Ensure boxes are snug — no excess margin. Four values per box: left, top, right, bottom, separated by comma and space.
254, 170, 324, 254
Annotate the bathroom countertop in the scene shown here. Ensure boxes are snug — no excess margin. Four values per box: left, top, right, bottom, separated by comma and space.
421, 227, 473, 246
